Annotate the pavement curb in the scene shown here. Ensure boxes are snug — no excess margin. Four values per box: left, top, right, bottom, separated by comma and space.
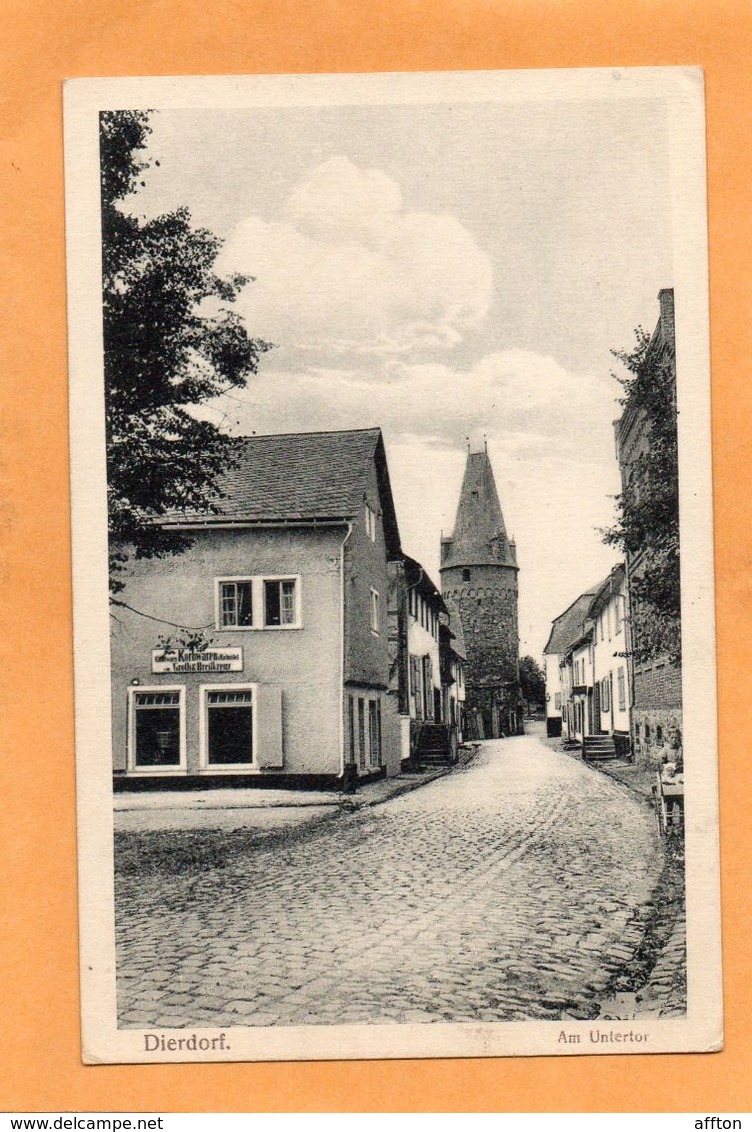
344, 744, 482, 810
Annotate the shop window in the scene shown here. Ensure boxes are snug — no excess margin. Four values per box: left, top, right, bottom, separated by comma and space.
130, 688, 184, 769
204, 688, 254, 766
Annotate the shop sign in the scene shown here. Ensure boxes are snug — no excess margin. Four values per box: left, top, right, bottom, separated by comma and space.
151, 647, 243, 674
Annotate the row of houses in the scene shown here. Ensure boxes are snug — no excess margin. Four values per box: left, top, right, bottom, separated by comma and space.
111, 427, 467, 789
544, 289, 683, 767
543, 564, 631, 760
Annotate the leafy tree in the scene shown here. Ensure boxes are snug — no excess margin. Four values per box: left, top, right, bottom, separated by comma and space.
519, 655, 545, 708
101, 110, 271, 592
604, 329, 681, 664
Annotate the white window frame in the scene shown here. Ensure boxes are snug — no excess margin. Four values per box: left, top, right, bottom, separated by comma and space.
214, 575, 302, 631
364, 502, 377, 542
216, 577, 254, 630
261, 575, 302, 629
199, 682, 258, 771
127, 685, 187, 774
370, 587, 380, 635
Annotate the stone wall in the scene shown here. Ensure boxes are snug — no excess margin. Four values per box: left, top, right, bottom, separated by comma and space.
442, 562, 520, 734
632, 658, 683, 768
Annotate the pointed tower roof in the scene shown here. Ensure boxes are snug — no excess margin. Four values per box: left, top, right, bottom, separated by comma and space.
441, 449, 518, 571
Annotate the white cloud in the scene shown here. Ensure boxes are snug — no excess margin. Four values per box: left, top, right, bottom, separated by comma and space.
198, 346, 623, 656
217, 156, 493, 357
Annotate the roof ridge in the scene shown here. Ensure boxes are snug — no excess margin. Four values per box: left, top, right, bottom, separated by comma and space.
230, 426, 381, 441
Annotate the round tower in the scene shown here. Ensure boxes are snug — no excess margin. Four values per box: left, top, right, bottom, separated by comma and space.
440, 448, 522, 737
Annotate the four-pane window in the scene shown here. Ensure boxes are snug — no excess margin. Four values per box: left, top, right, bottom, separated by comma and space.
264, 579, 296, 627
220, 581, 253, 627
216, 576, 299, 630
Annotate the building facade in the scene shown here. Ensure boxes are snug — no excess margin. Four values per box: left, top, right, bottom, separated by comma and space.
589, 565, 631, 759
440, 447, 523, 739
544, 567, 631, 760
614, 288, 683, 767
110, 428, 405, 789
387, 556, 466, 767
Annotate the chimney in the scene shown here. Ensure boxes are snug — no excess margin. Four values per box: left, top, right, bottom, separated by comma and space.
658, 288, 675, 349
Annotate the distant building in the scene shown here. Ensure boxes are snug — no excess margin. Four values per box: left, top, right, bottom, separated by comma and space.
544, 566, 631, 760
614, 288, 682, 766
440, 447, 523, 738
442, 596, 467, 740
589, 565, 631, 760
110, 428, 405, 789
543, 585, 600, 739
388, 557, 466, 767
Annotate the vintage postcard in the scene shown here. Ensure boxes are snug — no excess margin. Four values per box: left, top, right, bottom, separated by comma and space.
64, 67, 720, 1064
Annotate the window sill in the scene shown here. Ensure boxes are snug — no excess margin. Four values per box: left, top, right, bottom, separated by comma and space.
126, 766, 187, 775
197, 765, 258, 773
216, 624, 303, 632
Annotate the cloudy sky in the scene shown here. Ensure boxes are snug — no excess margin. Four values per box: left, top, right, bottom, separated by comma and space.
126, 93, 673, 656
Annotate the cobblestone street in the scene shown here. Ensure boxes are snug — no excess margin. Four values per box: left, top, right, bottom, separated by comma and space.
116, 727, 671, 1028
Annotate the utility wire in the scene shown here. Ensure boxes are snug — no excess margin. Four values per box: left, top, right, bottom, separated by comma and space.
110, 597, 215, 632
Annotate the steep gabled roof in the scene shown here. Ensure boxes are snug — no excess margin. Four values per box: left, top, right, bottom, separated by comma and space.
441, 449, 517, 570
588, 563, 627, 618
402, 554, 446, 611
543, 581, 605, 656
160, 427, 402, 557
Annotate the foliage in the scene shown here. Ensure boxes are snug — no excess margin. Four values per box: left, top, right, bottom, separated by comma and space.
155, 630, 216, 655
603, 328, 681, 664
519, 655, 545, 706
101, 110, 272, 591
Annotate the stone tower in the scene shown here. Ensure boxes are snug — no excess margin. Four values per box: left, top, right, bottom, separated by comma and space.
440, 448, 523, 738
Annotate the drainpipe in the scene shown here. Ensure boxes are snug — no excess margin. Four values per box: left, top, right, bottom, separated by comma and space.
339, 522, 358, 794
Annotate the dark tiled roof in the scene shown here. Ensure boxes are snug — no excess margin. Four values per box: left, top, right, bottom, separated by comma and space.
588, 563, 626, 617
191, 428, 379, 520
543, 581, 605, 656
161, 427, 402, 557
402, 554, 445, 609
441, 450, 517, 570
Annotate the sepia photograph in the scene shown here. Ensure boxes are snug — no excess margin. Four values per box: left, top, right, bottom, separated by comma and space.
64, 67, 720, 1063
